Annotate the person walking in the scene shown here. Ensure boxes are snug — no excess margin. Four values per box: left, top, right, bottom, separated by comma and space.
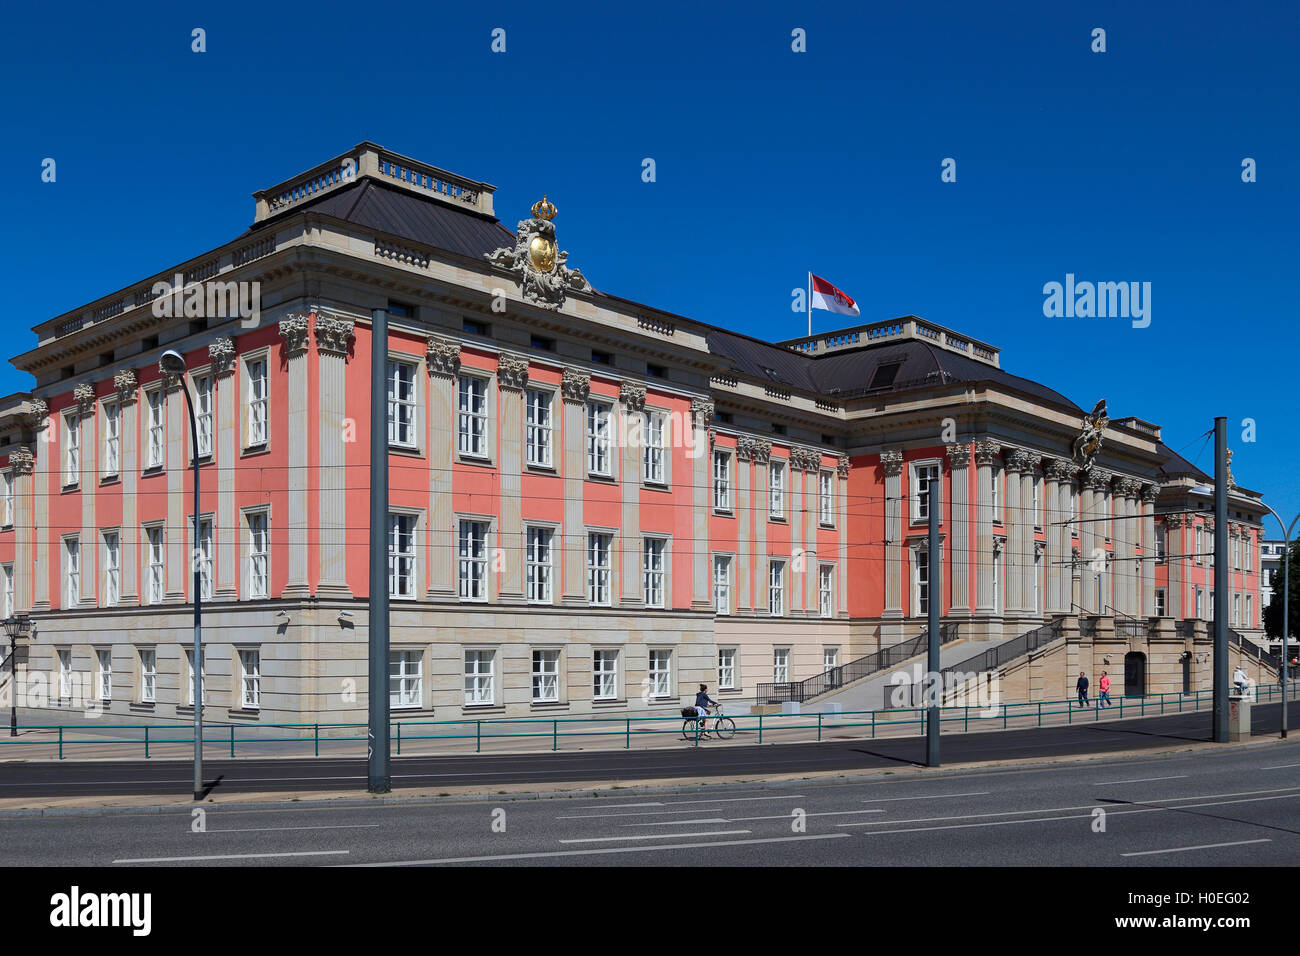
1076, 671, 1090, 708
1098, 670, 1112, 708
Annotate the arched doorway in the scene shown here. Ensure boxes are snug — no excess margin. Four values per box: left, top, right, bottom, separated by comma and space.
1124, 651, 1147, 697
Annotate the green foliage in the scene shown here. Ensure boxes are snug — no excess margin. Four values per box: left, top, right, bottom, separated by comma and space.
1263, 541, 1300, 641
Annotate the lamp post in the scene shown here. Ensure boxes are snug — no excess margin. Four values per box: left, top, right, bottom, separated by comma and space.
1260, 505, 1298, 739
4, 614, 30, 737
159, 350, 204, 799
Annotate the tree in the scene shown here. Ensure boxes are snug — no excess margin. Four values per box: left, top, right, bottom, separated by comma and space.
1263, 540, 1300, 640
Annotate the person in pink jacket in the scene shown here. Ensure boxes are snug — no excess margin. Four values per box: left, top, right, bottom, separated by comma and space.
1098, 671, 1112, 708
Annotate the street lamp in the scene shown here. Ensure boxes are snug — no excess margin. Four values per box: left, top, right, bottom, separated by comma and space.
1260, 505, 1299, 739
3, 614, 30, 737
160, 350, 204, 798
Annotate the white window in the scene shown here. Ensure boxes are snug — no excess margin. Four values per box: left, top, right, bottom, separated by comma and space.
57, 649, 72, 700
1232, 536, 1241, 570
246, 358, 268, 447
139, 649, 156, 703
718, 648, 737, 690
768, 559, 785, 616
1245, 537, 1253, 572
643, 537, 666, 608
102, 532, 120, 606
647, 649, 672, 698
1032, 475, 1042, 527
713, 451, 731, 511
526, 526, 553, 604
525, 388, 553, 467
593, 649, 618, 700
1, 564, 12, 618
146, 525, 165, 604
1195, 586, 1204, 619
713, 555, 732, 615
102, 402, 120, 477
1196, 526, 1205, 565
247, 512, 269, 599
185, 648, 206, 707
1247, 594, 1254, 628
464, 649, 495, 705
457, 520, 488, 600
532, 649, 560, 702
96, 648, 111, 701
819, 564, 834, 618
1156, 525, 1167, 560
1034, 549, 1043, 614
196, 519, 213, 602
823, 647, 840, 673
146, 389, 165, 469
1068, 484, 1076, 536
64, 537, 80, 606
915, 549, 930, 617
773, 648, 790, 683
992, 469, 1001, 521
587, 532, 612, 605
457, 376, 487, 458
819, 471, 834, 525
769, 461, 786, 519
239, 649, 261, 709
1233, 593, 1241, 627
993, 547, 1002, 614
586, 401, 611, 476
913, 463, 940, 523
195, 374, 213, 458
643, 411, 665, 484
389, 651, 421, 709
387, 360, 417, 448
1155, 587, 1167, 617
64, 412, 79, 485
388, 513, 416, 598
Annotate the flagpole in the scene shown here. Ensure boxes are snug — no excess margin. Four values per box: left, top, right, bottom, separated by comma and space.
807, 271, 812, 337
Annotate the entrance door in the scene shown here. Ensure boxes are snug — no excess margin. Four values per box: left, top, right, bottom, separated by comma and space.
1124, 651, 1147, 697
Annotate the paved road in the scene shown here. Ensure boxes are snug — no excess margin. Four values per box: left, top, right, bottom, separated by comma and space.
3, 699, 1298, 800
1, 739, 1298, 867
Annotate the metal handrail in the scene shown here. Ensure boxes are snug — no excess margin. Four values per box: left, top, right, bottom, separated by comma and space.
940, 617, 1067, 678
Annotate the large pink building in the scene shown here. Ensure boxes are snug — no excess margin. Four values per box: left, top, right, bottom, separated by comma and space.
0, 143, 1270, 723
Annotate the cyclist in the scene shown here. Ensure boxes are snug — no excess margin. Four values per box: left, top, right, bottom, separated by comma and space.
694, 684, 719, 737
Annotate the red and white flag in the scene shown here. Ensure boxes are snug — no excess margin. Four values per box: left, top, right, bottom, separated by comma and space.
809, 273, 860, 317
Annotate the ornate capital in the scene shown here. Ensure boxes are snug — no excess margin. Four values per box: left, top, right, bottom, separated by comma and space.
9, 447, 34, 476
993, 536, 1006, 556
790, 447, 821, 472
1114, 477, 1142, 499
22, 399, 49, 433
159, 365, 183, 392
426, 336, 461, 377
315, 316, 355, 356
1045, 457, 1075, 482
946, 443, 972, 469
1005, 449, 1037, 474
837, 455, 851, 479
497, 353, 530, 391
1164, 513, 1184, 529
881, 449, 905, 477
689, 396, 714, 420
1141, 483, 1159, 503
209, 336, 236, 376
1084, 468, 1113, 492
736, 437, 772, 464
974, 440, 1001, 467
562, 368, 591, 404
1035, 539, 1046, 557
72, 383, 96, 411
113, 370, 138, 405
1204, 518, 1215, 533
278, 314, 310, 355
619, 381, 646, 410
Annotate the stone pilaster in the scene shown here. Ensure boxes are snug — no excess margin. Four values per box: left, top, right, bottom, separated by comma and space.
945, 443, 971, 614
1045, 458, 1074, 615
561, 369, 591, 605
689, 397, 713, 609
736, 437, 770, 613
1166, 514, 1184, 619
74, 384, 97, 607
974, 441, 1000, 614
10, 448, 35, 613
113, 373, 140, 604
162, 367, 186, 603
880, 450, 905, 620
1020, 459, 1037, 617
209, 342, 237, 601
615, 381, 645, 608
837, 455, 850, 617
27, 401, 50, 611
496, 354, 529, 605
280, 316, 311, 597
1003, 450, 1025, 614
426, 336, 459, 600
315, 314, 355, 598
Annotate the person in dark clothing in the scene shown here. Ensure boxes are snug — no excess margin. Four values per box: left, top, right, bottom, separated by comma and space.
694, 684, 718, 736
1076, 672, 1090, 708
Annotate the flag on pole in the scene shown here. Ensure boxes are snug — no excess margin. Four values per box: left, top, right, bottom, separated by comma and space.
809, 273, 860, 317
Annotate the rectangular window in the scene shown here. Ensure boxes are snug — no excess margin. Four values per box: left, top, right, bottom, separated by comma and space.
239, 649, 261, 709
1247, 594, 1253, 628
96, 648, 111, 701
593, 649, 619, 700
1156, 525, 1167, 560
819, 564, 834, 618
769, 461, 786, 519
102, 532, 120, 606
246, 358, 268, 447
916, 549, 930, 616
388, 513, 416, 598
185, 648, 205, 707
64, 537, 80, 606
146, 525, 165, 605
57, 649, 72, 700
713, 555, 731, 615
464, 649, 495, 705
1196, 526, 1205, 565
532, 649, 560, 703
992, 470, 1001, 521
1195, 586, 1204, 619
1034, 549, 1043, 614
457, 520, 488, 600
647, 649, 672, 698
773, 648, 790, 684
1245, 538, 1253, 572
196, 519, 213, 601
387, 360, 417, 448
586, 401, 611, 476
824, 648, 840, 673
1155, 587, 1167, 617
643, 411, 665, 484
768, 559, 785, 616
819, 471, 834, 525
526, 526, 553, 604
1032, 475, 1042, 527
713, 451, 731, 511
525, 389, 553, 467
1233, 593, 1241, 627
195, 374, 213, 458
643, 537, 666, 608
64, 412, 79, 485
102, 402, 120, 477
717, 648, 736, 690
457, 376, 487, 458
1, 564, 12, 618
913, 463, 940, 522
146, 389, 165, 469
587, 532, 612, 606
139, 649, 156, 703
247, 512, 269, 599
1232, 536, 1241, 570
389, 650, 421, 709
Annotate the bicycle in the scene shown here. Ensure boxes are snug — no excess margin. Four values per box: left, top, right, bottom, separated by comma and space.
680, 703, 736, 741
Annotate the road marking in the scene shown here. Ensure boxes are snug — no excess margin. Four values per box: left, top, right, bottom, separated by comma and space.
1121, 839, 1271, 858
115, 850, 349, 864
1095, 775, 1188, 785
205, 824, 380, 833
557, 795, 807, 819
720, 809, 886, 823
571, 801, 664, 809
860, 791, 990, 803
350, 833, 849, 865
1261, 763, 1300, 770
623, 818, 731, 826
559, 829, 752, 844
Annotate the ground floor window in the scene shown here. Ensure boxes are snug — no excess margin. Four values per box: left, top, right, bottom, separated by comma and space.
95, 648, 111, 702
465, 649, 495, 706
717, 648, 737, 690
139, 648, 156, 703
593, 649, 619, 700
532, 649, 560, 702
823, 647, 840, 672
774, 647, 790, 683
239, 649, 261, 710
647, 649, 672, 698
389, 650, 421, 709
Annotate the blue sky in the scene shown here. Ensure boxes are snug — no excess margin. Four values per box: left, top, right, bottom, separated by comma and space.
2, 0, 1296, 525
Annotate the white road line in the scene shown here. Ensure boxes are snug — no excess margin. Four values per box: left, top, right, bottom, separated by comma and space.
205, 824, 380, 833
721, 809, 887, 823
114, 850, 350, 864
571, 801, 664, 809
557, 795, 807, 820
860, 791, 990, 803
622, 818, 731, 826
349, 832, 849, 865
1096, 775, 1188, 785
1121, 839, 1271, 858
1261, 763, 1300, 770
559, 829, 752, 844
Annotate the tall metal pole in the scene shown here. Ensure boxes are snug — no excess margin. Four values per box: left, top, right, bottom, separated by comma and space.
1212, 417, 1229, 742
181, 381, 203, 800
368, 308, 391, 792
1262, 508, 1298, 739
926, 477, 941, 767
8, 631, 16, 737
